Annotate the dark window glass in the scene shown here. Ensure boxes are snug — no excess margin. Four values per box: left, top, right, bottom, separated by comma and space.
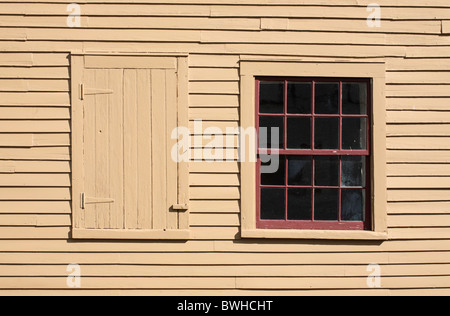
314, 189, 339, 221
260, 188, 286, 220
288, 156, 313, 186
341, 189, 365, 221
259, 82, 284, 114
315, 117, 339, 150
342, 156, 365, 187
343, 83, 367, 115
315, 83, 339, 114
259, 116, 284, 149
287, 117, 312, 149
315, 156, 340, 187
287, 82, 312, 114
261, 156, 286, 186
342, 118, 367, 150
257, 78, 370, 230
288, 188, 312, 220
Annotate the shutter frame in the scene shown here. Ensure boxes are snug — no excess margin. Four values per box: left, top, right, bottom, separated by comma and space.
71, 53, 190, 240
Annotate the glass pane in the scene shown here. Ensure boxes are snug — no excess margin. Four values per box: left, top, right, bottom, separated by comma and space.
343, 83, 367, 115
288, 156, 313, 186
287, 82, 312, 114
341, 189, 365, 221
260, 188, 286, 220
288, 188, 312, 220
315, 83, 339, 114
342, 156, 366, 187
259, 116, 284, 149
287, 117, 311, 149
259, 82, 285, 114
315, 156, 339, 187
261, 156, 285, 186
314, 188, 339, 221
342, 118, 367, 150
315, 117, 339, 150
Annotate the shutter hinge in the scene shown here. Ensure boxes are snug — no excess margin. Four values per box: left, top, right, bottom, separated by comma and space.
81, 193, 115, 210
172, 204, 189, 212
79, 84, 114, 100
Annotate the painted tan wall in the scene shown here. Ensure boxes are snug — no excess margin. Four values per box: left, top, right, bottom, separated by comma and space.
0, 0, 450, 295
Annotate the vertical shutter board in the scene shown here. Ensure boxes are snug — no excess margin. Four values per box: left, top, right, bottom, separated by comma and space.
137, 68, 152, 230
177, 57, 190, 231
123, 69, 139, 230
166, 69, 179, 230
151, 69, 167, 231
71, 55, 84, 230
108, 68, 124, 230
83, 69, 98, 229
94, 69, 110, 230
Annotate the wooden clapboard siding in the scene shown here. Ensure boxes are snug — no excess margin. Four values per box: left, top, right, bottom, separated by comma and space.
0, 1, 449, 296
4, 264, 450, 277
0, 51, 72, 273
0, 67, 69, 79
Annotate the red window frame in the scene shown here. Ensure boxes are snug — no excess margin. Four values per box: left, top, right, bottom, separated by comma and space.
256, 77, 372, 231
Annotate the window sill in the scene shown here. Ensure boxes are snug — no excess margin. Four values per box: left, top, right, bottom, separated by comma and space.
241, 229, 388, 241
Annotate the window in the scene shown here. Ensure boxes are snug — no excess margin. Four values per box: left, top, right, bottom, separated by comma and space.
239, 60, 387, 240
71, 53, 189, 240
256, 78, 371, 231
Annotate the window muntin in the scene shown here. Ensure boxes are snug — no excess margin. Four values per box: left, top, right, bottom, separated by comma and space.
256, 78, 371, 231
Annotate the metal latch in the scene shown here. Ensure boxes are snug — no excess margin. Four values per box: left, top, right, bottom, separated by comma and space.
172, 204, 189, 212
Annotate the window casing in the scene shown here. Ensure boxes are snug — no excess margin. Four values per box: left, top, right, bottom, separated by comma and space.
239, 60, 388, 240
256, 78, 371, 231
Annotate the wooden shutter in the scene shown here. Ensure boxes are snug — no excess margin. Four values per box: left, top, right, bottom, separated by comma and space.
71, 54, 189, 240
